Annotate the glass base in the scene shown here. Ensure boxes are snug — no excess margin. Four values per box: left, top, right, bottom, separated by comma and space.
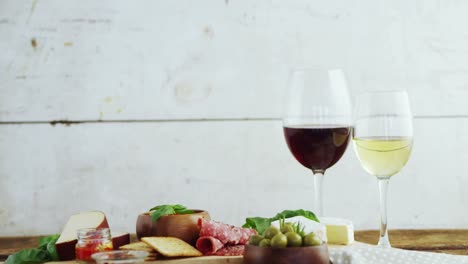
377, 235, 391, 248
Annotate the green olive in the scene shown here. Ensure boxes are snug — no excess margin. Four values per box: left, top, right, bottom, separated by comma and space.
271, 233, 288, 248
259, 239, 271, 247
263, 226, 280, 239
248, 235, 264, 246
285, 232, 302, 247
303, 232, 322, 246
280, 223, 295, 234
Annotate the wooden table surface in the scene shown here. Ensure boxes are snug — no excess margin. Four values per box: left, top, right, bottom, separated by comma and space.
355, 229, 468, 255
2, 230, 468, 261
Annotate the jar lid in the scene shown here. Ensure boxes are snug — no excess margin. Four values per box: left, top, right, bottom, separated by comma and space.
77, 228, 111, 239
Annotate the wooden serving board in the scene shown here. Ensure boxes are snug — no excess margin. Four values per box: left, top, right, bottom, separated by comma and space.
43, 256, 243, 264
145, 256, 242, 264
0, 235, 243, 263
3, 229, 468, 262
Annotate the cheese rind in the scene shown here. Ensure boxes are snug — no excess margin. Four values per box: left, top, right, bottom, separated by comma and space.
320, 217, 354, 245
112, 232, 131, 249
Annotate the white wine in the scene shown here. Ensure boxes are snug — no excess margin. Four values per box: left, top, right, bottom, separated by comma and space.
353, 137, 412, 178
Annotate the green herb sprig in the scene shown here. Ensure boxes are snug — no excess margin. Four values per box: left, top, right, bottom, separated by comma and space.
6, 234, 60, 264
149, 204, 194, 222
278, 218, 306, 237
292, 222, 306, 237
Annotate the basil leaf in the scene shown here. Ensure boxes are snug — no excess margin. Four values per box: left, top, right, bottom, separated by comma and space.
243, 209, 319, 234
172, 204, 193, 214
175, 209, 194, 214
149, 204, 194, 222
274, 209, 319, 223
38, 234, 59, 250
175, 207, 194, 214
172, 204, 187, 210
149, 205, 165, 211
6, 234, 60, 264
242, 217, 272, 235
151, 205, 175, 221
38, 234, 60, 261
46, 239, 59, 261
6, 249, 51, 264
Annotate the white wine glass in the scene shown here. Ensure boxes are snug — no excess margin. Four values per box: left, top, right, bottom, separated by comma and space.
353, 90, 413, 247
283, 68, 352, 216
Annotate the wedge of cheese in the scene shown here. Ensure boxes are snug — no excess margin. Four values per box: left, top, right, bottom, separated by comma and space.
56, 211, 109, 260
320, 217, 354, 245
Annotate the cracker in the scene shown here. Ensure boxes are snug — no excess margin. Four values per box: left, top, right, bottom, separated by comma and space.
119, 241, 156, 252
141, 237, 202, 257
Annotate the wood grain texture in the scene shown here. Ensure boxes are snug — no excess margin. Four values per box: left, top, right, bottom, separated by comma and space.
0, 234, 140, 261
3, 118, 468, 235
45, 257, 243, 264
2, 0, 468, 238
136, 256, 242, 264
0, 235, 242, 263
1, 0, 468, 121
0, 236, 38, 260
44, 256, 243, 264
355, 229, 468, 255
3, 230, 468, 261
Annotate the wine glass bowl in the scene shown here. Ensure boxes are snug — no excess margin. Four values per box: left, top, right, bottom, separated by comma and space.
283, 125, 350, 173
353, 137, 412, 178
283, 68, 352, 216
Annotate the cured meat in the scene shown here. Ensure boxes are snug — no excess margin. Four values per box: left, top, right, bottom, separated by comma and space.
198, 218, 257, 245
196, 218, 256, 256
195, 236, 224, 255
214, 245, 245, 256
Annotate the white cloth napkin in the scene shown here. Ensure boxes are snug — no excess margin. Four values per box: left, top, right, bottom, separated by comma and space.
329, 243, 468, 264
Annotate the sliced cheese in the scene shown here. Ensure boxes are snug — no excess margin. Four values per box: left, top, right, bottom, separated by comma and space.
271, 216, 327, 243
320, 217, 354, 245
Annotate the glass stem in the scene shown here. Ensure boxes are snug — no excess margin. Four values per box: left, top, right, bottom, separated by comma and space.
313, 172, 324, 217
378, 178, 391, 248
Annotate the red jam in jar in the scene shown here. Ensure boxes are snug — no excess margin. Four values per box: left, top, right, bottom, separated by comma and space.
75, 228, 113, 262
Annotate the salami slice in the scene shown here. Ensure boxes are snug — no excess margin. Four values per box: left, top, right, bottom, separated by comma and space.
214, 245, 245, 256
198, 218, 257, 245
195, 236, 224, 255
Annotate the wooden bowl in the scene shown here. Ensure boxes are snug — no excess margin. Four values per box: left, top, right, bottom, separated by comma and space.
136, 210, 210, 245
243, 244, 330, 264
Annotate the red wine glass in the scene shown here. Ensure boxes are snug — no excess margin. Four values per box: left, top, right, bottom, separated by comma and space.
283, 68, 352, 216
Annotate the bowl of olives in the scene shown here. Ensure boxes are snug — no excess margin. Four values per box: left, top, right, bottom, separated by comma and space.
243, 222, 330, 264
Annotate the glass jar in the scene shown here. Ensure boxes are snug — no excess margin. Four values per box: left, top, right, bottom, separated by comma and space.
75, 228, 113, 262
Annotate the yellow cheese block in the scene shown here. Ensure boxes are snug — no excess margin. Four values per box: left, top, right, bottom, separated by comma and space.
320, 217, 354, 245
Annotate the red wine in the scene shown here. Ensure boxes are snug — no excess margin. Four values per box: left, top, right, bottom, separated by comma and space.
283, 125, 351, 173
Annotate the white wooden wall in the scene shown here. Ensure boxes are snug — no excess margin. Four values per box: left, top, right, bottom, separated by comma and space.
1, 0, 468, 235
